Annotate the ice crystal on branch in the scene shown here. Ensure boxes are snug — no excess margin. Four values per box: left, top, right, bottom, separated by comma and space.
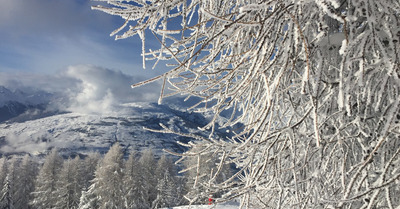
93, 0, 400, 208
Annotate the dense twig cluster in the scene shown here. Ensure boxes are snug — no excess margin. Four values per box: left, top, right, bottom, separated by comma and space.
93, 0, 400, 208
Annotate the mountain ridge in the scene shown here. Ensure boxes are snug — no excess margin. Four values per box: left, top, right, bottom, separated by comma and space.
0, 86, 214, 157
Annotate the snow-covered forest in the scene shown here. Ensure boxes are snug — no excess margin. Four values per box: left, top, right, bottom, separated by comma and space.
92, 0, 400, 208
0, 144, 219, 209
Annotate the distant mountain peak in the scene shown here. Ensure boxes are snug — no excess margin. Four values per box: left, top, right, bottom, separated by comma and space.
0, 85, 54, 106
0, 86, 17, 106
0, 86, 56, 123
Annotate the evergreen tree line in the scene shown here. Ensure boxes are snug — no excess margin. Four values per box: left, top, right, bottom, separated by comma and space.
0, 144, 192, 209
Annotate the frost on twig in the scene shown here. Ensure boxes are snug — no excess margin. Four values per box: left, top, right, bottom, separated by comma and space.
94, 0, 400, 208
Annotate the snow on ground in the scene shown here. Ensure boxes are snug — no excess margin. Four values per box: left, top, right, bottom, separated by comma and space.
168, 201, 241, 209
0, 101, 211, 156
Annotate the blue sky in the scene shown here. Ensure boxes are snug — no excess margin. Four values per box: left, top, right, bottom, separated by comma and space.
0, 0, 169, 107
0, 0, 157, 75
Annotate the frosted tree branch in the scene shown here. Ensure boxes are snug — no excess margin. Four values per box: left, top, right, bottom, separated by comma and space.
93, 0, 400, 207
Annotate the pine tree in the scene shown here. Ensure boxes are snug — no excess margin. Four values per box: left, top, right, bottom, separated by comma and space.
154, 170, 177, 209
85, 143, 125, 209
154, 154, 182, 208
0, 175, 13, 209
123, 151, 146, 209
78, 182, 99, 209
31, 148, 63, 209
78, 152, 101, 209
55, 156, 82, 209
0, 157, 23, 209
14, 155, 38, 209
139, 148, 157, 208
78, 180, 100, 209
0, 158, 17, 209
155, 155, 175, 182
80, 152, 101, 191
0, 158, 8, 194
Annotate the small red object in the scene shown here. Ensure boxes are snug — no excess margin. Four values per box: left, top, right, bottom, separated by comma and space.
208, 195, 213, 205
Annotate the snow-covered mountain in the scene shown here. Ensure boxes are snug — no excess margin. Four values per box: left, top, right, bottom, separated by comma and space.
0, 86, 54, 107
0, 86, 57, 123
0, 86, 215, 157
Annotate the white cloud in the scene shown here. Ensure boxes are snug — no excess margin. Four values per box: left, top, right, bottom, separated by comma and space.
0, 0, 167, 113
0, 65, 162, 114
64, 65, 160, 114
0, 132, 49, 154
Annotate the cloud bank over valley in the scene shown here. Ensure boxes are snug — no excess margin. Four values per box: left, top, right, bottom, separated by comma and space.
0, 65, 161, 115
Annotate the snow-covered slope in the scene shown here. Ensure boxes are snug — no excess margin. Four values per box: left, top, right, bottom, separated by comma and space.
0, 100, 211, 157
0, 85, 234, 157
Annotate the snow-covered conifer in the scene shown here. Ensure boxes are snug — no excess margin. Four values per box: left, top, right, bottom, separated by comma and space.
55, 156, 82, 209
78, 182, 99, 209
0, 175, 13, 209
14, 155, 38, 209
80, 152, 101, 191
87, 143, 125, 209
78, 152, 101, 209
139, 148, 157, 208
154, 170, 177, 209
155, 154, 175, 182
31, 148, 63, 208
123, 150, 147, 209
154, 154, 182, 208
0, 157, 18, 209
0, 158, 8, 194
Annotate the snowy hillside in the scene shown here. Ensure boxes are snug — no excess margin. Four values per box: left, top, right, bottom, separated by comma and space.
0, 86, 216, 156
0, 101, 212, 156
